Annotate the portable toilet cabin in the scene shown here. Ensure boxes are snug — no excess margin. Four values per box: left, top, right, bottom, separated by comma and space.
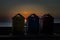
41, 14, 54, 35
12, 13, 25, 36
27, 14, 39, 35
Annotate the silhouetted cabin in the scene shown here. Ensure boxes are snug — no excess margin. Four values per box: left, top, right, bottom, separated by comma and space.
41, 14, 54, 34
27, 14, 39, 35
12, 13, 25, 36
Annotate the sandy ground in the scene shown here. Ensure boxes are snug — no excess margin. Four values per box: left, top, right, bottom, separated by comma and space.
0, 33, 60, 40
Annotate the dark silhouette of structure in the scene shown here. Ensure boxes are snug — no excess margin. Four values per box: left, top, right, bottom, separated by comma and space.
41, 14, 54, 35
12, 13, 25, 36
27, 14, 39, 35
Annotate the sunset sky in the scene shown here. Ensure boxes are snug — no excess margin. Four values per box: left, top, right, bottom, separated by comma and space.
0, 0, 60, 27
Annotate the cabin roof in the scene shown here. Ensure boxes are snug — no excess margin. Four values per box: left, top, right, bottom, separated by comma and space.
42, 14, 54, 19
12, 13, 25, 19
27, 14, 39, 19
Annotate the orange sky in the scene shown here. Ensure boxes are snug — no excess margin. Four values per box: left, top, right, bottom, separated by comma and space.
8, 5, 49, 19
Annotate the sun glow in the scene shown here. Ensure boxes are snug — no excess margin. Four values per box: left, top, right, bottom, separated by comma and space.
23, 11, 28, 15
8, 4, 49, 19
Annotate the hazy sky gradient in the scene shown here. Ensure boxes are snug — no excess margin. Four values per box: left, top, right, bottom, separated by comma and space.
0, 0, 60, 16
0, 0, 60, 27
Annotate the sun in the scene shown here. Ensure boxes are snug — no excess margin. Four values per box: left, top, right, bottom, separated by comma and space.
21, 11, 29, 18
23, 11, 28, 15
